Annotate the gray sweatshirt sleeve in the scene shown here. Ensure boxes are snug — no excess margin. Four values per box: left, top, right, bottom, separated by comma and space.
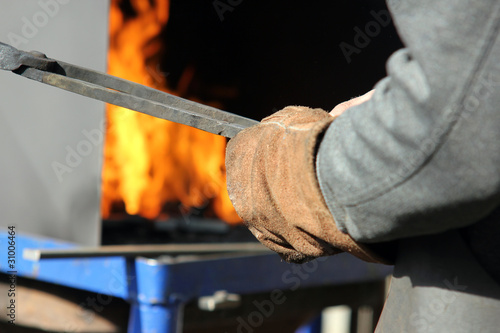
316, 0, 500, 243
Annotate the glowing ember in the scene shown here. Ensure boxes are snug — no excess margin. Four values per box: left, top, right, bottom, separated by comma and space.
101, 0, 241, 223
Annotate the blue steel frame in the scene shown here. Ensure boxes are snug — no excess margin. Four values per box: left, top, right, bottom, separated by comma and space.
0, 231, 392, 332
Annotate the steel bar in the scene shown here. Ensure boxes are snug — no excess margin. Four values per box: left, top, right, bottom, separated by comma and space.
0, 42, 258, 138
23, 242, 271, 261
56, 60, 258, 129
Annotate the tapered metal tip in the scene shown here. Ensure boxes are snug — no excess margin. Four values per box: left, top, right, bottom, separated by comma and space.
0, 42, 56, 72
0, 42, 23, 71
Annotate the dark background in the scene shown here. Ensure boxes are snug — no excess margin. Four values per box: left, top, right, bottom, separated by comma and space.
160, 0, 403, 120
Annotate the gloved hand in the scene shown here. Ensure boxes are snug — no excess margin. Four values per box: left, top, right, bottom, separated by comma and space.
226, 106, 385, 264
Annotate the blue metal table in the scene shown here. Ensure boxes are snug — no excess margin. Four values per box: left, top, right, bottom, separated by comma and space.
0, 231, 392, 332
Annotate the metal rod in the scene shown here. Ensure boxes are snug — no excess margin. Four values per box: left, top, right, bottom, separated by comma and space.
12, 60, 257, 138
0, 43, 258, 138
23, 243, 271, 261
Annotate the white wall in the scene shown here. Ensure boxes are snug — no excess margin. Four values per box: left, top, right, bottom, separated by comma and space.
0, 0, 109, 245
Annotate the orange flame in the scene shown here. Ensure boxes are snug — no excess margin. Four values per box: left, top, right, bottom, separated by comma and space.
101, 0, 241, 223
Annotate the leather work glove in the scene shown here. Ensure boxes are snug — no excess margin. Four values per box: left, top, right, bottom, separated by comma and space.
226, 106, 385, 264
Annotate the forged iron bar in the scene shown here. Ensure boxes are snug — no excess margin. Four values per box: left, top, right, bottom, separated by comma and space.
0, 42, 258, 138
23, 243, 271, 261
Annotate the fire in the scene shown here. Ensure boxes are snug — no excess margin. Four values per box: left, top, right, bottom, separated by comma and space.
101, 0, 241, 223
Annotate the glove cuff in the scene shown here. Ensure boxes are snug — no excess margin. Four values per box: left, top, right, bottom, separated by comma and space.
227, 106, 390, 264
281, 107, 388, 263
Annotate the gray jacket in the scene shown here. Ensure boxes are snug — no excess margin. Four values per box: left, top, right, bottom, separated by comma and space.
316, 0, 500, 331
317, 0, 500, 248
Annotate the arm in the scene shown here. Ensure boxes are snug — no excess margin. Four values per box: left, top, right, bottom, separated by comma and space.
317, 0, 500, 243
225, 0, 500, 263
330, 90, 374, 117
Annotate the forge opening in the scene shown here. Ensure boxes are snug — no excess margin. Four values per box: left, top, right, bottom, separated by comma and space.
101, 0, 403, 244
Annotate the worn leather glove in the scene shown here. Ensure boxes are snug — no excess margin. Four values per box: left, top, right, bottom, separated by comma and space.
226, 106, 385, 264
